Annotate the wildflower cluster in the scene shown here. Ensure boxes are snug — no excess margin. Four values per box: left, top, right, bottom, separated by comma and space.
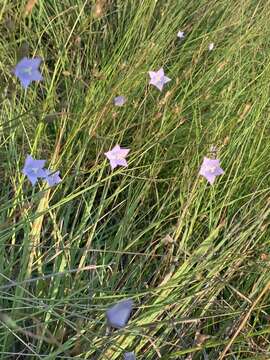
11, 28, 224, 359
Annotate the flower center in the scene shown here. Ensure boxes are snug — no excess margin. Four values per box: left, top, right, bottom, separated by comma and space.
22, 67, 32, 75
206, 165, 217, 174
110, 153, 120, 160
32, 167, 39, 174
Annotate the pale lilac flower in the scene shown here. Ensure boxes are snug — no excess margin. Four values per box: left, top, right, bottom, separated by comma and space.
22, 155, 46, 186
208, 43, 214, 51
149, 68, 171, 91
114, 96, 126, 106
104, 144, 130, 170
106, 299, 134, 329
199, 157, 224, 185
177, 31, 185, 39
44, 169, 62, 187
124, 352, 136, 360
13, 57, 43, 89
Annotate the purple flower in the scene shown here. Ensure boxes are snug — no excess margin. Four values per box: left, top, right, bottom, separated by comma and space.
104, 144, 130, 170
22, 155, 46, 186
22, 155, 62, 187
177, 31, 185, 39
149, 67, 171, 91
13, 57, 43, 89
199, 157, 224, 184
44, 169, 62, 187
208, 43, 214, 51
106, 299, 134, 329
124, 352, 136, 360
114, 96, 126, 106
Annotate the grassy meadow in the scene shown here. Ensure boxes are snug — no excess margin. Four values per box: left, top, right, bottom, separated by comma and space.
0, 0, 270, 358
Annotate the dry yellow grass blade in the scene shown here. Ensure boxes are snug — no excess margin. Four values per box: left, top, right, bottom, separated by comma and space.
24, 0, 38, 16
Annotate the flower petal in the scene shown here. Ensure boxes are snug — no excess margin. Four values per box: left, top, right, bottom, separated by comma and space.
106, 299, 134, 329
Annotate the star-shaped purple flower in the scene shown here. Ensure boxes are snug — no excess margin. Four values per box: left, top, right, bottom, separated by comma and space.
22, 155, 46, 186
106, 299, 134, 329
104, 144, 130, 170
177, 31, 185, 39
44, 169, 62, 187
199, 157, 224, 185
124, 352, 136, 360
149, 67, 171, 91
114, 96, 126, 106
13, 57, 43, 89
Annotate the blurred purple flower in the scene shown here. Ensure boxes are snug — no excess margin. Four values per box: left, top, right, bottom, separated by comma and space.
13, 57, 43, 89
44, 169, 62, 187
208, 43, 214, 51
104, 144, 130, 170
177, 31, 185, 39
124, 352, 136, 360
199, 157, 224, 184
106, 299, 134, 329
22, 155, 46, 186
114, 96, 126, 106
149, 67, 171, 91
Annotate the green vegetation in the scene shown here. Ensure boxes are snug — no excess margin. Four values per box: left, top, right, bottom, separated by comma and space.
0, 0, 270, 358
